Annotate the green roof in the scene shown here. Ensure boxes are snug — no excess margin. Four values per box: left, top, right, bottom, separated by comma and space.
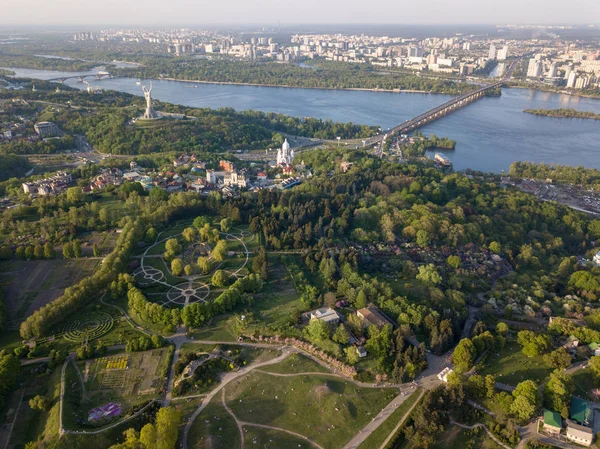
570, 396, 591, 425
544, 409, 562, 428
589, 343, 600, 350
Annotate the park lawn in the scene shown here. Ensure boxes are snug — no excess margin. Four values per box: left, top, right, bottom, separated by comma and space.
0, 330, 22, 353
356, 389, 422, 449
479, 340, 552, 386
431, 424, 505, 449
261, 353, 330, 374
187, 400, 240, 449
243, 426, 310, 449
224, 371, 398, 449
143, 255, 186, 285
190, 317, 237, 342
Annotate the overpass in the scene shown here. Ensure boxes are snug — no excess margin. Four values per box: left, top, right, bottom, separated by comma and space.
47, 71, 113, 83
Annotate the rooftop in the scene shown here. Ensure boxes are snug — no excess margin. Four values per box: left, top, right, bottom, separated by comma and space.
570, 396, 592, 425
544, 409, 562, 429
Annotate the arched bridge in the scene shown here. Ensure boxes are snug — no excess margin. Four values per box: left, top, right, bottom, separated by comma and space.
47, 72, 113, 83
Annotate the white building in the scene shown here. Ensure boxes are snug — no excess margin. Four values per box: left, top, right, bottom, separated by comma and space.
307, 307, 341, 325
438, 367, 454, 383
277, 139, 295, 165
497, 45, 509, 61
567, 71, 578, 88
565, 420, 593, 447
575, 76, 590, 90
488, 44, 496, 60
223, 171, 247, 188
206, 170, 217, 184
527, 59, 543, 78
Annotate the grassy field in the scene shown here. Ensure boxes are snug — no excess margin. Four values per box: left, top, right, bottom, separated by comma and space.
224, 370, 397, 449
356, 389, 422, 449
571, 369, 597, 401
243, 426, 310, 449
479, 340, 552, 386
260, 353, 330, 375
187, 401, 240, 449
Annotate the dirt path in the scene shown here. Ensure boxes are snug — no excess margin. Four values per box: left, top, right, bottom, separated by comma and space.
221, 388, 244, 449
181, 349, 292, 449
450, 420, 511, 449
3, 389, 24, 449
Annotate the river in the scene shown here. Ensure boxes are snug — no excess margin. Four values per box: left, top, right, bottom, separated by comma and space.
4, 66, 600, 173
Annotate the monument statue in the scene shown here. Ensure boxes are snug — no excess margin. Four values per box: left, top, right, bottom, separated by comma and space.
142, 83, 158, 119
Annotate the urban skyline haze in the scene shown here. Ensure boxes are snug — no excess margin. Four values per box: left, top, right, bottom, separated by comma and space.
1, 0, 599, 27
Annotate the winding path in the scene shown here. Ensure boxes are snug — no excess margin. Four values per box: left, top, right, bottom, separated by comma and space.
449, 420, 512, 449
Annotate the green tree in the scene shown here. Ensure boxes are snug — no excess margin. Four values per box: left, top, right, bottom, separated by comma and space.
333, 324, 350, 344
589, 356, 600, 380
24, 246, 34, 260
452, 338, 476, 373
543, 347, 572, 370
66, 186, 84, 204
193, 216, 208, 231
43, 242, 55, 259
365, 324, 392, 358
510, 394, 536, 420
145, 227, 158, 243
62, 242, 73, 259
544, 371, 573, 418
15, 246, 25, 260
184, 264, 194, 276
489, 241, 501, 254
344, 346, 360, 365
446, 255, 461, 269
33, 244, 44, 259
496, 322, 509, 335
171, 258, 184, 276
72, 239, 82, 258
416, 264, 442, 286
306, 319, 331, 342
355, 289, 368, 308
29, 395, 50, 411
211, 270, 229, 288
517, 330, 551, 357
182, 227, 197, 243
92, 243, 100, 257
197, 256, 212, 274
220, 218, 232, 232
211, 240, 228, 262
416, 229, 430, 248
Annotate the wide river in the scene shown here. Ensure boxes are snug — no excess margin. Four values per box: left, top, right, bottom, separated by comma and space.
6, 66, 600, 173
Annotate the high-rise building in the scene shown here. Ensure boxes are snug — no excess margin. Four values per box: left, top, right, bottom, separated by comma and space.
497, 45, 509, 61
547, 64, 558, 78
567, 71, 577, 88
575, 76, 589, 89
408, 46, 423, 57
488, 44, 497, 60
527, 59, 542, 78
462, 42, 471, 51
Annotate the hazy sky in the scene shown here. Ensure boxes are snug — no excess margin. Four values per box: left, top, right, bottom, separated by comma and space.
2, 0, 599, 26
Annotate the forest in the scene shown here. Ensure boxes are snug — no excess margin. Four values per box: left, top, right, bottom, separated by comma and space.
509, 161, 600, 188
112, 58, 477, 94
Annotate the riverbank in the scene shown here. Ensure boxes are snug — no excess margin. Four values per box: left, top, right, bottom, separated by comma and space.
506, 82, 600, 100
524, 108, 600, 120
155, 77, 450, 94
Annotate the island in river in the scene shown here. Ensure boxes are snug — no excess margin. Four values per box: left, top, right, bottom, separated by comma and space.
524, 108, 600, 120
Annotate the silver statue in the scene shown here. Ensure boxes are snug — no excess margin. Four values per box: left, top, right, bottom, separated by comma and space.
142, 83, 158, 119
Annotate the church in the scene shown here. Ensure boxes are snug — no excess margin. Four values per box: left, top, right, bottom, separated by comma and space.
276, 139, 295, 166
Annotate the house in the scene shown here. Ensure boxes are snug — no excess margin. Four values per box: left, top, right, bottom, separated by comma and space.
437, 367, 453, 383
256, 172, 267, 181
588, 343, 600, 357
570, 396, 592, 426
542, 409, 562, 436
566, 420, 593, 446
357, 306, 394, 330
563, 335, 580, 353
593, 250, 600, 266
219, 160, 235, 172
357, 346, 367, 358
307, 307, 341, 326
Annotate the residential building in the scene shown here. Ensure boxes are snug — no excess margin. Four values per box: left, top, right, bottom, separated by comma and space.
357, 306, 394, 329
307, 307, 341, 325
570, 397, 592, 426
219, 160, 235, 172
567, 71, 578, 88
566, 420, 593, 446
223, 171, 247, 188
542, 409, 562, 436
527, 59, 543, 78
575, 76, 590, 89
488, 44, 496, 60
206, 170, 217, 184
497, 45, 509, 61
357, 346, 367, 358
34, 121, 59, 136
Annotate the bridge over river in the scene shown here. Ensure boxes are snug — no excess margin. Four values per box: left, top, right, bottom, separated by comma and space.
47, 71, 113, 83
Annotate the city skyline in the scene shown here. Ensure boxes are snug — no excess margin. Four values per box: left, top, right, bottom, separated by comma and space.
1, 0, 599, 27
